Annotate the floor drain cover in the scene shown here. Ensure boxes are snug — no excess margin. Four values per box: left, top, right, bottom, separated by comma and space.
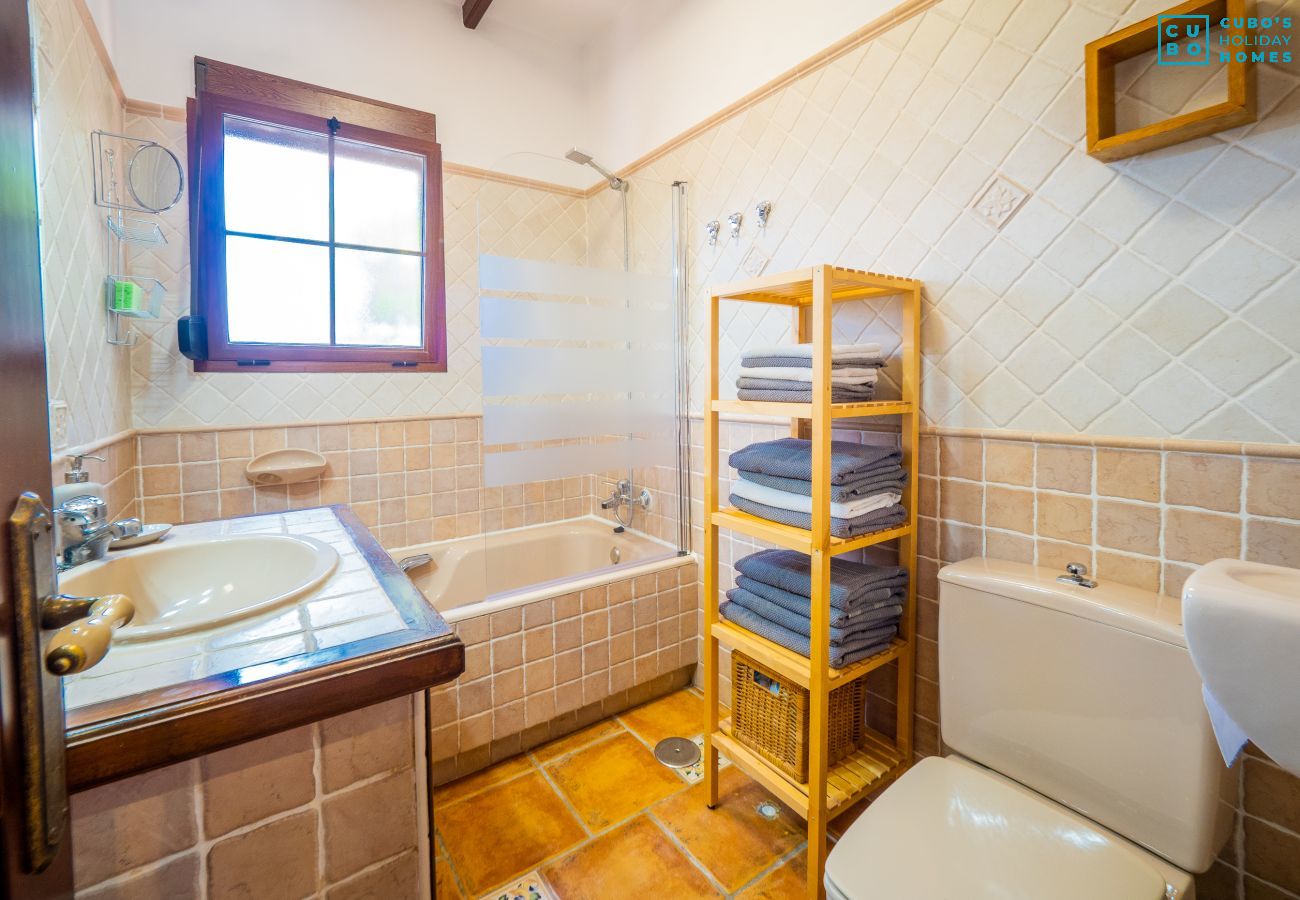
755, 800, 780, 820
654, 737, 701, 769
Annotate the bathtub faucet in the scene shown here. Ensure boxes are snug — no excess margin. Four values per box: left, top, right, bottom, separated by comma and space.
599, 479, 652, 528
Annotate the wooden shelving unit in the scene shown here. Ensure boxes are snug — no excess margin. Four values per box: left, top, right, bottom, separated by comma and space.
703, 264, 921, 900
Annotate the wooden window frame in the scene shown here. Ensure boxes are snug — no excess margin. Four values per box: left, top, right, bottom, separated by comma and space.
188, 61, 447, 373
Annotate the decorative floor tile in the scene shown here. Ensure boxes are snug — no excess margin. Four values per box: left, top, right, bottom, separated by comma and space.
676, 734, 731, 785
545, 732, 687, 831
480, 871, 556, 900
541, 816, 717, 899
652, 766, 803, 893
436, 772, 586, 896
618, 689, 705, 747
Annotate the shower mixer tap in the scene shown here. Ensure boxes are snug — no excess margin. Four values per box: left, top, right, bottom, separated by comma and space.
600, 479, 652, 528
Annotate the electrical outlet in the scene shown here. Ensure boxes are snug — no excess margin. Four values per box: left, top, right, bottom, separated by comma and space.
49, 401, 69, 449
741, 244, 771, 277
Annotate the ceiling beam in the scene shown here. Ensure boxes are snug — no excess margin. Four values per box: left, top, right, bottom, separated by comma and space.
462, 0, 493, 28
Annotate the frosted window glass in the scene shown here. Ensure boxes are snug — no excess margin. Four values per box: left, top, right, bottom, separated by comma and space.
223, 116, 328, 241
226, 236, 330, 344
335, 249, 423, 347
335, 138, 424, 252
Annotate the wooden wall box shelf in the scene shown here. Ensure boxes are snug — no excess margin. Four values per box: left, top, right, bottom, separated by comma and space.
1085, 0, 1256, 162
702, 264, 921, 899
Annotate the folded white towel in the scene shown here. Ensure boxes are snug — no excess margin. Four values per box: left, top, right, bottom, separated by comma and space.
730, 477, 901, 519
746, 342, 883, 360
740, 366, 880, 385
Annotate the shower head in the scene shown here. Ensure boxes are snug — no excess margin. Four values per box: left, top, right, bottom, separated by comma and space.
565, 147, 627, 192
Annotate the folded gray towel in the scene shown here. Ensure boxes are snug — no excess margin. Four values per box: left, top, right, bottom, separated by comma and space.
742, 355, 886, 369
738, 469, 907, 503
737, 377, 876, 394
730, 494, 907, 537
720, 601, 896, 668
736, 575, 905, 622
735, 549, 909, 608
738, 388, 878, 403
727, 586, 902, 642
729, 438, 902, 485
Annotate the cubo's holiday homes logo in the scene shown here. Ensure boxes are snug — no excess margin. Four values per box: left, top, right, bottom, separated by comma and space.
1158, 14, 1294, 65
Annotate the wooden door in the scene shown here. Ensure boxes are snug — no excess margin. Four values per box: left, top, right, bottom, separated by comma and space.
0, 0, 75, 893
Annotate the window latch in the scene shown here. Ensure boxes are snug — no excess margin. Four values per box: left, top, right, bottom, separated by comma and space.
391, 361, 419, 368
326, 116, 340, 133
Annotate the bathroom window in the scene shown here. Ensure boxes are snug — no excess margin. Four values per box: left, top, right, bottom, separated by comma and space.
189, 73, 446, 372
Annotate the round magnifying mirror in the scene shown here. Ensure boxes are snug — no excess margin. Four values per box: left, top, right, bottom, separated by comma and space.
126, 143, 183, 212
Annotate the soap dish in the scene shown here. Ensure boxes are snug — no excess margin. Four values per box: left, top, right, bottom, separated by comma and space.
110, 523, 172, 550
245, 448, 328, 486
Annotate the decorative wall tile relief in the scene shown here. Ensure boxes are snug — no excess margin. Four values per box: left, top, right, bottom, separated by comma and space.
971, 176, 1030, 229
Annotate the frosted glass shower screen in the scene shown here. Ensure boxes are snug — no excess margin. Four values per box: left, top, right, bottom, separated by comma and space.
477, 255, 675, 486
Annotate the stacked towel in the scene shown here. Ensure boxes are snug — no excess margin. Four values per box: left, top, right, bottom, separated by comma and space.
728, 438, 908, 538
721, 549, 907, 668
737, 343, 886, 403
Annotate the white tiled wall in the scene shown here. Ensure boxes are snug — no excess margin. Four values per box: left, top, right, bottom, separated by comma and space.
123, 112, 591, 429
634, 0, 1300, 444
32, 0, 131, 450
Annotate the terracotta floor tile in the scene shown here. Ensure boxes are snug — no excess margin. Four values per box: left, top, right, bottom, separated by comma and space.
546, 732, 687, 831
541, 816, 717, 899
618, 689, 705, 746
434, 856, 463, 900
530, 719, 626, 765
435, 754, 534, 806
653, 765, 804, 892
436, 771, 586, 896
736, 850, 809, 900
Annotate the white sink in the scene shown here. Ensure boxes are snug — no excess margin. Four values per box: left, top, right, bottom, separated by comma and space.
1183, 558, 1300, 776
60, 535, 340, 642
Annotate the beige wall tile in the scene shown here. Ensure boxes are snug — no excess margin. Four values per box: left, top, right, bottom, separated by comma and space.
1246, 458, 1300, 519
985, 485, 1033, 534
179, 431, 216, 462
1165, 508, 1242, 564
1162, 562, 1197, 601
140, 465, 180, 497
1096, 449, 1161, 502
208, 809, 318, 900
1166, 453, 1242, 513
1097, 500, 1161, 557
985, 530, 1034, 564
1036, 445, 1093, 494
200, 726, 315, 837
1247, 518, 1300, 569
327, 850, 421, 898
79, 854, 199, 900
1244, 816, 1300, 895
938, 437, 982, 481
1095, 551, 1161, 594
322, 771, 418, 882
139, 434, 179, 466
1036, 493, 1093, 544
985, 441, 1034, 486
71, 761, 197, 888
320, 697, 415, 793
939, 521, 981, 564
918, 435, 938, 476
1037, 539, 1093, 573
939, 478, 983, 525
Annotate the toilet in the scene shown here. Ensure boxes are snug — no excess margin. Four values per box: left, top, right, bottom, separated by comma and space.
825, 558, 1234, 900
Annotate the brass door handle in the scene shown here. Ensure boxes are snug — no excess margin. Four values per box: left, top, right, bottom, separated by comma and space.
44, 594, 134, 676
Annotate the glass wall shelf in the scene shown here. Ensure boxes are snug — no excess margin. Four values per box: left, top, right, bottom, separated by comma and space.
105, 215, 166, 247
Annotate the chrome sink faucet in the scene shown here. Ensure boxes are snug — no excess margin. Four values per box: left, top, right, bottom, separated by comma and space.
54, 494, 140, 571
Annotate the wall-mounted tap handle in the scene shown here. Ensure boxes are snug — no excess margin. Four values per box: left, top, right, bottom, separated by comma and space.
44, 593, 134, 676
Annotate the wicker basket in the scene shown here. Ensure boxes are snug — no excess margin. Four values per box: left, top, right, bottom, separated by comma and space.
730, 651, 865, 783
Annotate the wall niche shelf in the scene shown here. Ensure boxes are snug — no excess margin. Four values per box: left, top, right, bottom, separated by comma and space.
1085, 0, 1256, 162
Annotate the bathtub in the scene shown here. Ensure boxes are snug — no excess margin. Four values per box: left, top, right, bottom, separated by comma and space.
391, 516, 691, 622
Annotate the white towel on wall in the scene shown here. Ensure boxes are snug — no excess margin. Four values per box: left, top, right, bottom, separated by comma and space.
730, 477, 901, 519
746, 342, 883, 359
739, 366, 880, 385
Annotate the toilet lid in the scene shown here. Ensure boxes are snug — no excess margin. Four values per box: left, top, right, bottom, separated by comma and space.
825, 756, 1169, 900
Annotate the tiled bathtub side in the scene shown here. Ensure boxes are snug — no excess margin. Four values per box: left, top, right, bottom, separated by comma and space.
71, 695, 425, 898
427, 561, 699, 783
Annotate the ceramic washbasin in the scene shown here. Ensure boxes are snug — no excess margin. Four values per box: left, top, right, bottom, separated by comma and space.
59, 534, 340, 642
1182, 558, 1300, 776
